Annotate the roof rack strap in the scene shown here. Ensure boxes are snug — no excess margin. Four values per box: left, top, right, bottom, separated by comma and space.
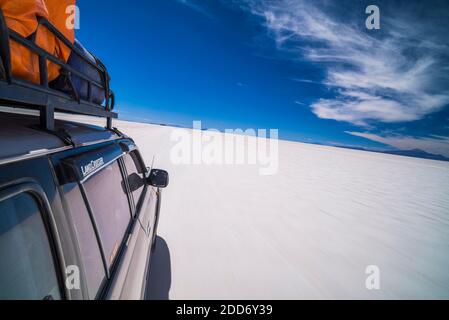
40, 103, 55, 131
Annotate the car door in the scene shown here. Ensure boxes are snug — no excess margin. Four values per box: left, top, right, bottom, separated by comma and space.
54, 141, 156, 299
111, 147, 159, 299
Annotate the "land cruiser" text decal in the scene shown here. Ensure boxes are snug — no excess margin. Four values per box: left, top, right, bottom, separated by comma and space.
81, 157, 104, 177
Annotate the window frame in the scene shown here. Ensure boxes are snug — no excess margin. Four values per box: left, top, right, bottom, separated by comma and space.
121, 150, 148, 216
76, 154, 136, 298
61, 182, 108, 299
54, 141, 147, 299
0, 180, 67, 300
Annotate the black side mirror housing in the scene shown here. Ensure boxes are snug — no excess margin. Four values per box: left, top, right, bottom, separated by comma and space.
127, 173, 145, 192
147, 169, 169, 188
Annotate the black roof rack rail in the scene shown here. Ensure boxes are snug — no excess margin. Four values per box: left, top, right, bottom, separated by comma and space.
0, 9, 117, 131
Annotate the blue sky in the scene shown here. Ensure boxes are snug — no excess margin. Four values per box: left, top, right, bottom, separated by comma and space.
77, 0, 449, 156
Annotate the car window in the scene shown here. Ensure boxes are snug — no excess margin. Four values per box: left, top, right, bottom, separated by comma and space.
0, 192, 62, 300
83, 160, 131, 269
63, 183, 106, 299
123, 153, 145, 208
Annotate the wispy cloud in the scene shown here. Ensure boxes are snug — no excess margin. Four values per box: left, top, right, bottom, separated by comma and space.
347, 131, 449, 157
290, 78, 321, 85
177, 0, 213, 19
238, 0, 449, 126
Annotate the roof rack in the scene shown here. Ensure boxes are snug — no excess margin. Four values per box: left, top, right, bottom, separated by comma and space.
0, 9, 117, 131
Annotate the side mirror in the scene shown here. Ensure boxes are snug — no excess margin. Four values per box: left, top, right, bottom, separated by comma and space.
147, 169, 169, 188
128, 173, 145, 192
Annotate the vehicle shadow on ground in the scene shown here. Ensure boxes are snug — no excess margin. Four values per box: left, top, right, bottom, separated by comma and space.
145, 236, 172, 300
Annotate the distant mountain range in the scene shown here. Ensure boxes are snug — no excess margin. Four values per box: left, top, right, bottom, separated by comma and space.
377, 149, 449, 162
328, 144, 449, 162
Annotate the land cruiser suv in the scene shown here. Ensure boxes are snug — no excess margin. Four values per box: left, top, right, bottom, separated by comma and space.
0, 10, 169, 299
0, 111, 168, 300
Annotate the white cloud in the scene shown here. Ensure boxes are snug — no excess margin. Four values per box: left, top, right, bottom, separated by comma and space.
347, 131, 449, 157
240, 0, 449, 126
290, 78, 320, 85
177, 0, 213, 19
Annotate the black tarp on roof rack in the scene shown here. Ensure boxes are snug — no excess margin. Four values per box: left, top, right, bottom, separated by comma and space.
0, 9, 117, 131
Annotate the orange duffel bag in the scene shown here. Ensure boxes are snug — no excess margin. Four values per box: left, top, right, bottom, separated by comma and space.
0, 0, 75, 84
